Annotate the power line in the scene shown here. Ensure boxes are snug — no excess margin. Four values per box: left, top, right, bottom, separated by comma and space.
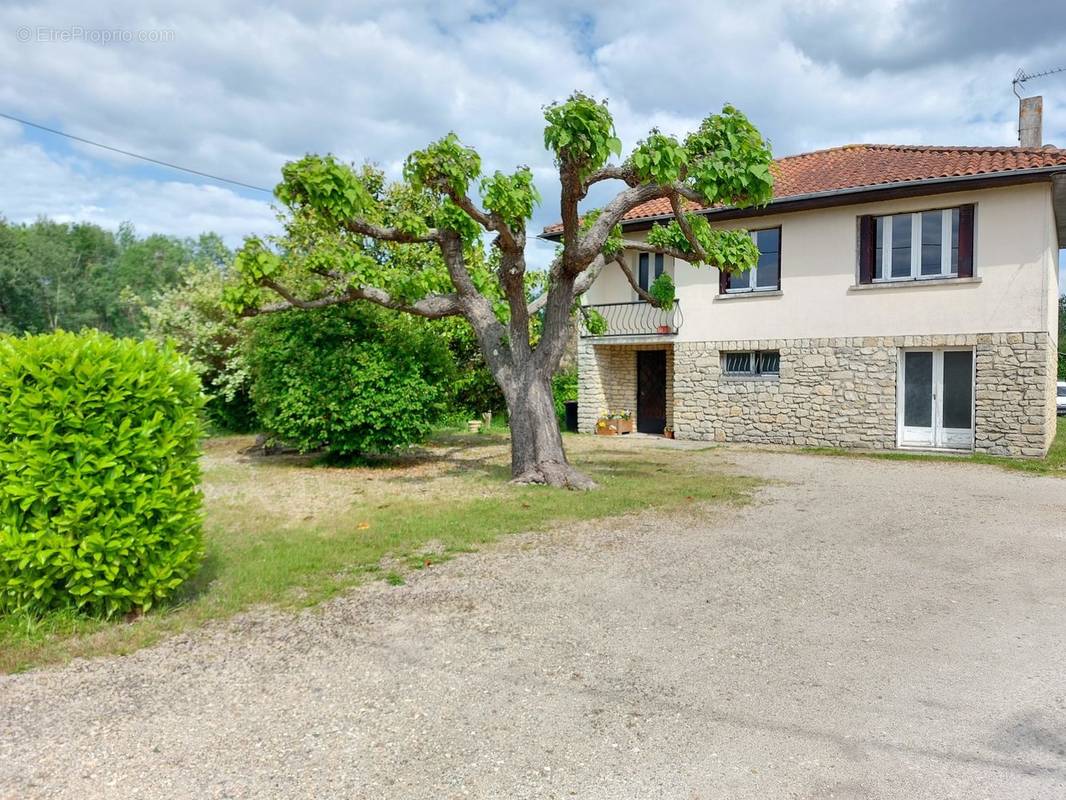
0, 111, 274, 194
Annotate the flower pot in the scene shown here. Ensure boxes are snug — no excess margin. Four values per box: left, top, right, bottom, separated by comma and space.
595, 419, 615, 435
596, 417, 632, 435
664, 430, 675, 439
657, 324, 671, 334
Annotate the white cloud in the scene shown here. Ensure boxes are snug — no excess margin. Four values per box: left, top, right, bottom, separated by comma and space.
0, 0, 1064, 274
0, 128, 279, 243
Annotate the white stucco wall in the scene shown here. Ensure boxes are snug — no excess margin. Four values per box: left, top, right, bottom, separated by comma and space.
584, 182, 1060, 341
1044, 191, 1061, 347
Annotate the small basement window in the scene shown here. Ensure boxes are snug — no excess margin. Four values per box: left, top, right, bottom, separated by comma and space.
722, 350, 780, 376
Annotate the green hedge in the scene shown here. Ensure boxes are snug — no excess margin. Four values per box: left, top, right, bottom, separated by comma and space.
248, 305, 455, 457
0, 331, 204, 617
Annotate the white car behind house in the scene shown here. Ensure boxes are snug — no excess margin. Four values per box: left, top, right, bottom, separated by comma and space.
1058, 382, 1066, 416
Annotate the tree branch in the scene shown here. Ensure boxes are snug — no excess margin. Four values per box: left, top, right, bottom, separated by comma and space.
558, 161, 584, 264
581, 164, 638, 194
569, 183, 667, 270
525, 249, 609, 317
249, 278, 461, 319
618, 238, 697, 265
612, 254, 658, 305
498, 250, 531, 363
343, 219, 440, 243
668, 192, 709, 262
574, 253, 607, 297
445, 188, 522, 252
445, 191, 492, 228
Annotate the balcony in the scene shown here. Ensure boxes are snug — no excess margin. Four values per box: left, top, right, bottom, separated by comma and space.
578, 301, 683, 338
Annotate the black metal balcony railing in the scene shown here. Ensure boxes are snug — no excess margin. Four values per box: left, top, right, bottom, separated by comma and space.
579, 301, 683, 338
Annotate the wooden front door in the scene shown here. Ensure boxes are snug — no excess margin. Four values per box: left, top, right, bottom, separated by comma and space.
636, 350, 667, 434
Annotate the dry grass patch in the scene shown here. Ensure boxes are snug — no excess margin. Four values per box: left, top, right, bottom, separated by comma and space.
1, 431, 755, 673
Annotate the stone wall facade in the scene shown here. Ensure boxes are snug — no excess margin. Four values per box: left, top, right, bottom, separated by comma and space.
578, 332, 1056, 456
973, 331, 1057, 456
577, 340, 673, 434
673, 336, 897, 449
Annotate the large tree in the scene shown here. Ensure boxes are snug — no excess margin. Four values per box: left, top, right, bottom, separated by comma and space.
226, 94, 774, 488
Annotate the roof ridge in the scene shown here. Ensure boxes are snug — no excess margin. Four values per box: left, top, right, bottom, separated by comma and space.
542, 141, 1066, 235
776, 143, 1066, 161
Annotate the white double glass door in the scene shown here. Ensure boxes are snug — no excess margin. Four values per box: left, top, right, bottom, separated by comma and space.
899, 349, 974, 450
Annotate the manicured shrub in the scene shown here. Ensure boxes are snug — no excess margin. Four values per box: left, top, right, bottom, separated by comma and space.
247, 304, 455, 457
0, 331, 204, 617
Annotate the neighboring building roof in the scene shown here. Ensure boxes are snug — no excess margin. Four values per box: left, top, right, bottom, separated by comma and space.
542, 143, 1066, 234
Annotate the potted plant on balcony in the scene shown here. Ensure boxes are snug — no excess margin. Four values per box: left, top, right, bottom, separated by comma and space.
583, 308, 608, 336
596, 409, 633, 435
649, 274, 675, 334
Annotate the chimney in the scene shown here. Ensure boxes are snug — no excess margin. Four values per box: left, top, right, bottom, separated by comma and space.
1019, 95, 1043, 147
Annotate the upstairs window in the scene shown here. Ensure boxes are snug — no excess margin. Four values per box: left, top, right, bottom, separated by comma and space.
722, 350, 780, 376
723, 227, 781, 293
860, 205, 973, 284
638, 252, 664, 292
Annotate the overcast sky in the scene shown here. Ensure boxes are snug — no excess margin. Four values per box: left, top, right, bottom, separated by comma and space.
1, 0, 1064, 277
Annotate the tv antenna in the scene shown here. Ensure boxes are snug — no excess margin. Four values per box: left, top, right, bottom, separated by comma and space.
1013, 66, 1066, 98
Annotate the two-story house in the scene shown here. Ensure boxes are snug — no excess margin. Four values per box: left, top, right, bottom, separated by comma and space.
554, 141, 1065, 457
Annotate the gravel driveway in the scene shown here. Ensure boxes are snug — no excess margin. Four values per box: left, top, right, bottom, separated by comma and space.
3, 449, 1066, 799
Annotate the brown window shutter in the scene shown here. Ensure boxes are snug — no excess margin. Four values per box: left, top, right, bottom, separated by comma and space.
858, 215, 875, 284
718, 267, 729, 294
957, 204, 975, 278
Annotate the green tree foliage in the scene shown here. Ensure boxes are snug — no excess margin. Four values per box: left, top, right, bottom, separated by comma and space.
551, 367, 578, 423
543, 93, 622, 179
0, 218, 223, 337
0, 331, 204, 617
432, 316, 506, 417
141, 258, 256, 432
649, 273, 676, 310
247, 305, 457, 457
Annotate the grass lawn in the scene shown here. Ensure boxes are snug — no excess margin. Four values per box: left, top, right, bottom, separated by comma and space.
0, 431, 756, 673
803, 416, 1066, 475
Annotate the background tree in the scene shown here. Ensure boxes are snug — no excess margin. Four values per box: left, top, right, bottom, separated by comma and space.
141, 255, 258, 432
1059, 293, 1065, 380
226, 94, 774, 488
0, 218, 220, 337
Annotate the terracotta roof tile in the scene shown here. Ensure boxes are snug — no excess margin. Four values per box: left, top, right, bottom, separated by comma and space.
543, 143, 1066, 234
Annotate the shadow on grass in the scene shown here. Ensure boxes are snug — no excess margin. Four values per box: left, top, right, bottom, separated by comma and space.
172, 547, 223, 606
226, 429, 513, 481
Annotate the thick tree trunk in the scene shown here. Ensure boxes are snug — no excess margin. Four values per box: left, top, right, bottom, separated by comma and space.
503, 369, 596, 490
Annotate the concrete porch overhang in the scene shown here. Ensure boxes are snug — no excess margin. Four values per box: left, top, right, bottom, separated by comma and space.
583, 334, 678, 347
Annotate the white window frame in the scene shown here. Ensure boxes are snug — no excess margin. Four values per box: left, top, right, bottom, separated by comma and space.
875, 208, 959, 282
726, 227, 781, 294
896, 347, 975, 451
722, 350, 780, 377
